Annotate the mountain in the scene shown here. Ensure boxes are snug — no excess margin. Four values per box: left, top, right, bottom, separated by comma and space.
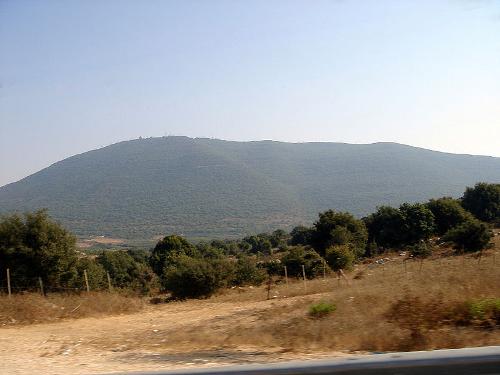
1, 136, 499, 240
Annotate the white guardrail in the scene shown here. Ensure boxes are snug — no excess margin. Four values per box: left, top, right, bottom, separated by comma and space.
113, 346, 500, 375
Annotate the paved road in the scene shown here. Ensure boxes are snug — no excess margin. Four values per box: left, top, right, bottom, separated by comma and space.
115, 346, 500, 375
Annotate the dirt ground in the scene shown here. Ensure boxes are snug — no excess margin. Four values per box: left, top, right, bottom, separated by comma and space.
0, 294, 354, 375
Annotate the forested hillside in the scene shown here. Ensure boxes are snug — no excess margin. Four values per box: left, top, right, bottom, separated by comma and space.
0, 136, 499, 239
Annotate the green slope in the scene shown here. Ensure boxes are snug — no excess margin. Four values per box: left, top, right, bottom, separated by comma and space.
0, 136, 499, 239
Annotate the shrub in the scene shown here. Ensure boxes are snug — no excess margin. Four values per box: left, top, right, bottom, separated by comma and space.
443, 218, 493, 253
312, 210, 368, 257
281, 247, 324, 279
363, 206, 405, 249
461, 183, 500, 223
232, 255, 266, 286
149, 235, 197, 276
408, 241, 432, 259
399, 203, 436, 245
309, 301, 336, 318
426, 197, 473, 235
289, 226, 314, 246
325, 245, 354, 271
0, 210, 78, 289
162, 255, 234, 299
464, 299, 500, 327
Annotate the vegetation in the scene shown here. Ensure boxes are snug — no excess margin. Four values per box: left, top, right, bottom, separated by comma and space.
443, 218, 493, 253
461, 182, 500, 224
325, 245, 354, 271
0, 210, 78, 289
309, 301, 336, 318
312, 210, 367, 257
426, 197, 472, 235
1, 137, 499, 240
0, 182, 498, 299
162, 255, 234, 299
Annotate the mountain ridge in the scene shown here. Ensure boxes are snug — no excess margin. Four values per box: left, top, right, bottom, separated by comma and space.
1, 136, 499, 239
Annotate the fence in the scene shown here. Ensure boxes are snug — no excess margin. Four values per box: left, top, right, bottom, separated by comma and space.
0, 268, 113, 297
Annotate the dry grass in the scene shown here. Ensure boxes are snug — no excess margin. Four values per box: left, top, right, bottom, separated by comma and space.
123, 237, 500, 353
0, 292, 144, 325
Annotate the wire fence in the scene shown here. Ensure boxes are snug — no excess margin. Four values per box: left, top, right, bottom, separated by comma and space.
0, 269, 112, 296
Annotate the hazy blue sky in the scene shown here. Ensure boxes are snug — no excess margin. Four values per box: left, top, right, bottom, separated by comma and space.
1, 0, 499, 187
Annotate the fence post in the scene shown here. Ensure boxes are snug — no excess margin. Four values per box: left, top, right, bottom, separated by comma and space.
323, 260, 326, 279
38, 277, 44, 296
83, 269, 90, 293
7, 268, 11, 298
301, 264, 306, 292
266, 276, 272, 300
106, 272, 113, 292
284, 266, 288, 288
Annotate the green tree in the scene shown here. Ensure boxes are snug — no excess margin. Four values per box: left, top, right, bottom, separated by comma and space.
97, 250, 141, 288
75, 257, 107, 290
281, 246, 324, 279
312, 210, 368, 257
325, 245, 354, 271
443, 218, 493, 253
426, 197, 473, 235
363, 206, 407, 249
461, 183, 500, 223
241, 234, 272, 254
399, 203, 435, 245
232, 255, 266, 286
289, 225, 314, 246
0, 210, 78, 289
269, 229, 289, 248
149, 235, 197, 276
162, 255, 234, 299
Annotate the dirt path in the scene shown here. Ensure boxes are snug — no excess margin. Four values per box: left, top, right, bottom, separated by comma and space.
0, 295, 350, 374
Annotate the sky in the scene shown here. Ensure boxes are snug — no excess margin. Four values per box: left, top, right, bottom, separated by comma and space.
1, 0, 499, 187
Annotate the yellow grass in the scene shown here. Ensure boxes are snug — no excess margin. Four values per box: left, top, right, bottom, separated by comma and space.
0, 292, 143, 325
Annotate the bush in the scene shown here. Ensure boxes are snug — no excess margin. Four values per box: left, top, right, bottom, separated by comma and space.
309, 301, 336, 318
426, 197, 473, 235
289, 226, 314, 246
399, 203, 436, 245
162, 255, 234, 299
232, 255, 266, 286
312, 210, 368, 257
0, 210, 78, 289
461, 183, 500, 223
464, 299, 500, 327
325, 245, 354, 271
363, 206, 406, 249
149, 235, 197, 276
408, 241, 432, 259
281, 247, 324, 279
443, 218, 493, 253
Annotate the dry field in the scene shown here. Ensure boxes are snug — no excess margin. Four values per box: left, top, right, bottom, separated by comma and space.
0, 234, 499, 374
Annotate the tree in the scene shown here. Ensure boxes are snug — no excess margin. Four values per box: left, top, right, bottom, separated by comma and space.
325, 245, 354, 272
149, 235, 197, 276
232, 255, 266, 286
241, 234, 272, 254
75, 257, 107, 290
289, 225, 314, 246
426, 197, 473, 235
162, 255, 234, 299
399, 203, 435, 245
363, 206, 405, 249
461, 183, 500, 223
0, 210, 78, 289
269, 229, 289, 248
443, 218, 493, 253
281, 246, 324, 279
97, 250, 141, 288
312, 210, 367, 257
